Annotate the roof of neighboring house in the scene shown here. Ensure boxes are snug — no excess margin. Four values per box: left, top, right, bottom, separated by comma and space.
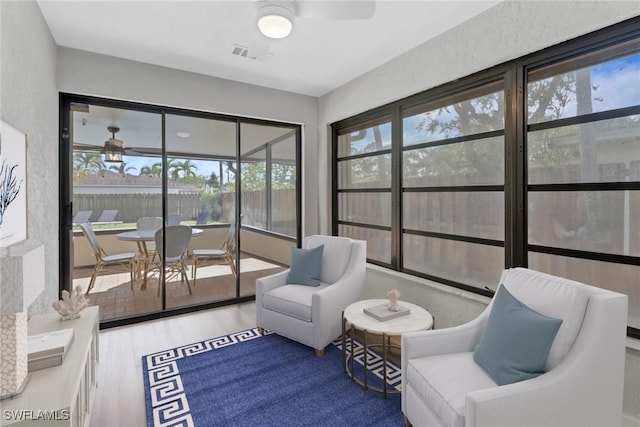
73, 171, 199, 190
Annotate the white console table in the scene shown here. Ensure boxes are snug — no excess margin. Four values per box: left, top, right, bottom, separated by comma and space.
1, 306, 99, 427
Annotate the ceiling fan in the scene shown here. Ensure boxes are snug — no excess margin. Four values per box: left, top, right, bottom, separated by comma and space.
247, 0, 376, 60
73, 126, 160, 162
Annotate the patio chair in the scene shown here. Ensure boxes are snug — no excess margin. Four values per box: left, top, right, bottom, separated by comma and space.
95, 209, 120, 224
166, 213, 181, 226
136, 216, 163, 268
73, 210, 93, 225
191, 222, 237, 285
152, 225, 193, 297
196, 211, 209, 225
79, 223, 136, 295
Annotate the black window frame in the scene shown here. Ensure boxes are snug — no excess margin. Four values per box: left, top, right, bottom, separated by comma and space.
331, 16, 640, 338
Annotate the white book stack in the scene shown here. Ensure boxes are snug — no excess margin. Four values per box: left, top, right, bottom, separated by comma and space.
27, 328, 74, 372
363, 304, 411, 321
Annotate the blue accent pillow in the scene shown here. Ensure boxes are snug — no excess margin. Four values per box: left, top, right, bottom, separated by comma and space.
473, 285, 563, 386
287, 245, 324, 286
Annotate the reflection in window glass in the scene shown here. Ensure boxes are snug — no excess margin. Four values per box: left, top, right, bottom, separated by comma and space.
164, 114, 236, 225
403, 235, 503, 290
337, 122, 392, 157
403, 136, 504, 187
528, 190, 640, 257
338, 193, 391, 227
337, 154, 392, 189
241, 150, 267, 229
239, 124, 298, 238
271, 135, 297, 236
403, 192, 504, 240
403, 89, 504, 146
339, 224, 391, 264
528, 115, 640, 184
528, 252, 640, 330
528, 51, 640, 124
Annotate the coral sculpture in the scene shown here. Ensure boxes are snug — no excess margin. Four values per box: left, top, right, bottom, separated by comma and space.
52, 286, 89, 320
387, 289, 401, 312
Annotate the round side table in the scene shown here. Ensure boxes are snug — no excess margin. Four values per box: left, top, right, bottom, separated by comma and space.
341, 299, 433, 397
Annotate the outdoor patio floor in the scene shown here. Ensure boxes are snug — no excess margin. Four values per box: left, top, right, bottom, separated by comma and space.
73, 253, 285, 322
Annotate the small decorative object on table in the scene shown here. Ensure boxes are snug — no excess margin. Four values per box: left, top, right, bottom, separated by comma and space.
387, 289, 400, 311
52, 286, 89, 321
363, 290, 411, 321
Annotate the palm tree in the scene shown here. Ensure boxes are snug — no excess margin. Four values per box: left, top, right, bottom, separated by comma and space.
139, 162, 163, 178
109, 162, 137, 175
73, 152, 105, 175
171, 159, 198, 180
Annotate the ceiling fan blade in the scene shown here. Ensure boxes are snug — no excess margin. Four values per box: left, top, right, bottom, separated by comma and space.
73, 143, 102, 152
296, 1, 375, 20
124, 147, 163, 156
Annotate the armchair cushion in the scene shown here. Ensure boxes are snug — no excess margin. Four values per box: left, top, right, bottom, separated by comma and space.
263, 283, 331, 322
407, 352, 496, 427
500, 268, 589, 371
473, 286, 563, 386
287, 245, 324, 286
305, 235, 352, 284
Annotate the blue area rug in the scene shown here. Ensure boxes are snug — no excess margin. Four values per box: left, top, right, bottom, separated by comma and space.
142, 328, 403, 426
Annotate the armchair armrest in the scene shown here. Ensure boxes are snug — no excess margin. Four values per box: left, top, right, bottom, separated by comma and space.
402, 313, 487, 362
466, 292, 628, 427
255, 270, 289, 327
311, 241, 366, 348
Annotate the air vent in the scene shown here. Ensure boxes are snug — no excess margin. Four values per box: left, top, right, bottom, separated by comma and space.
232, 45, 255, 59
231, 44, 272, 61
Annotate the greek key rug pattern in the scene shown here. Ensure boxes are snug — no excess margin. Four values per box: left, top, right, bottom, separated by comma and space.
144, 329, 402, 427
144, 328, 267, 427
333, 336, 403, 391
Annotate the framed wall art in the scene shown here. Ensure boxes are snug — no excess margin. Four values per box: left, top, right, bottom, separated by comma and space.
0, 120, 27, 248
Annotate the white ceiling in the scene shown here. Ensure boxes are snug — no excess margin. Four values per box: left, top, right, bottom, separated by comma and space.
37, 0, 501, 97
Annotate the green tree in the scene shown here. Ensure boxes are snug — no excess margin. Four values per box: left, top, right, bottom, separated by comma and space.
108, 162, 137, 175
73, 152, 105, 175
139, 162, 162, 178
170, 159, 198, 180
240, 161, 266, 191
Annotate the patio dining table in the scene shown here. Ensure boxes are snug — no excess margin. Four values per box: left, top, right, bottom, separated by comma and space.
116, 227, 203, 290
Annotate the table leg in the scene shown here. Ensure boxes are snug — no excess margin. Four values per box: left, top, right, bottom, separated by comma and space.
383, 332, 387, 398
349, 323, 355, 382
341, 312, 346, 373
363, 329, 368, 390
141, 241, 150, 290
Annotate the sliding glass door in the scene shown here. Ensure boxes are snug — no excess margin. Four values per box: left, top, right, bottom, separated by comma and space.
60, 94, 300, 327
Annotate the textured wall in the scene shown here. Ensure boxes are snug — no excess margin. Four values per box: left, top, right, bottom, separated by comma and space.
0, 1, 59, 316
317, 0, 640, 234
56, 48, 320, 237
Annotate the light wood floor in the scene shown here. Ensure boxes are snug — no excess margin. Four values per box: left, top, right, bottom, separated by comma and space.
89, 302, 257, 427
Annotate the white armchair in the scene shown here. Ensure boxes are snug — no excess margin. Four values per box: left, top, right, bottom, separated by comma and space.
256, 235, 366, 356
402, 267, 628, 427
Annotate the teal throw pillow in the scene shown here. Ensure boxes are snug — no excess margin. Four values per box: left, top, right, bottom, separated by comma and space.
473, 285, 563, 386
287, 245, 324, 286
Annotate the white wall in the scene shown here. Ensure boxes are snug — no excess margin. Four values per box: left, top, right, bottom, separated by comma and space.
318, 2, 640, 421
56, 47, 320, 237
1, 1, 59, 316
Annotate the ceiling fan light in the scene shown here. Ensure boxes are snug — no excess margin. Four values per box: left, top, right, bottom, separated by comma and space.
104, 151, 123, 163
257, 5, 293, 39
102, 138, 126, 163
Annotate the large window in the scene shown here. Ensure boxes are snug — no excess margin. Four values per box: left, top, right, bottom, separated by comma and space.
402, 83, 505, 290
332, 19, 640, 335
335, 118, 393, 264
526, 41, 640, 331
